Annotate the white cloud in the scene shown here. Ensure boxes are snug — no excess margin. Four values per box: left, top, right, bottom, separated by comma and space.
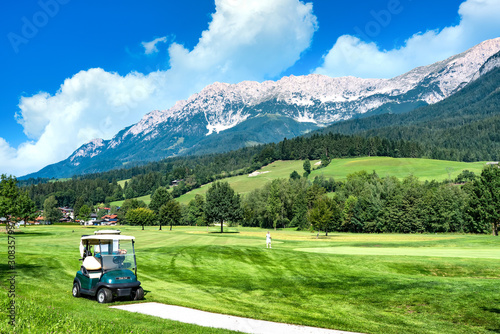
2, 0, 317, 177
165, 0, 317, 95
315, 0, 500, 78
141, 36, 167, 54
1, 69, 170, 176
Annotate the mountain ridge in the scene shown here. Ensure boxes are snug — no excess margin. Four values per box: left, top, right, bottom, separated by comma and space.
24, 38, 500, 179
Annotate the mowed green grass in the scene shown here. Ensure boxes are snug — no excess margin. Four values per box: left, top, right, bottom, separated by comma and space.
2, 226, 500, 333
297, 246, 500, 259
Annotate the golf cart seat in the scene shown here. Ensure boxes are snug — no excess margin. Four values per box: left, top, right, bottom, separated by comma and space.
82, 256, 102, 271
82, 256, 102, 279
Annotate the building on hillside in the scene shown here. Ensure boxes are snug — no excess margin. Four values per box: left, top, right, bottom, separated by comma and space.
171, 179, 184, 187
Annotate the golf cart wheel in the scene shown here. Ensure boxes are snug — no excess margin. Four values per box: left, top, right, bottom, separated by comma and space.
132, 287, 144, 301
97, 288, 113, 304
72, 282, 80, 298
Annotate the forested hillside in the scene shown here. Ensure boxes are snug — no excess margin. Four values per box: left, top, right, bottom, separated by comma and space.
22, 133, 425, 211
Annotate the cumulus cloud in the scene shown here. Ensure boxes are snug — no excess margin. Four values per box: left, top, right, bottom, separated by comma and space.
2, 69, 170, 176
315, 0, 500, 78
165, 0, 317, 96
141, 36, 167, 54
2, 0, 317, 177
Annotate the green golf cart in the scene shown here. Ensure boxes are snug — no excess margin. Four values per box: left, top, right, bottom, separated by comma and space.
72, 234, 144, 303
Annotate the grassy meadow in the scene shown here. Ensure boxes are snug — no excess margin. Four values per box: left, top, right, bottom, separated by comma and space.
112, 194, 152, 207
173, 158, 485, 205
311, 157, 485, 181
2, 225, 500, 333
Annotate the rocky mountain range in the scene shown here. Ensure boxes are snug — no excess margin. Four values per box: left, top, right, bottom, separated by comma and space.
25, 38, 500, 179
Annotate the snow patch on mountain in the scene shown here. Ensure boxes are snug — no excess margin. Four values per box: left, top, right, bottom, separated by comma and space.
69, 138, 106, 165
205, 110, 250, 135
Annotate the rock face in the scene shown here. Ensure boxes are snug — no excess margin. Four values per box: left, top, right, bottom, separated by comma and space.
25, 38, 500, 179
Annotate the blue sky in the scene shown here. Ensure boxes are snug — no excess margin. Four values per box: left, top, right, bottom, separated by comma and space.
0, 0, 499, 177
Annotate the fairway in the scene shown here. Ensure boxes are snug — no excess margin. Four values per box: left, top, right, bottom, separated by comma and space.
296, 246, 500, 259
2, 225, 500, 334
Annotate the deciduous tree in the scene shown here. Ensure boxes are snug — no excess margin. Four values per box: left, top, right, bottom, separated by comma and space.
266, 180, 283, 230
468, 165, 500, 235
159, 200, 182, 231
205, 182, 242, 233
303, 159, 311, 177
187, 194, 206, 229
0, 174, 19, 220
308, 196, 333, 236
43, 195, 62, 224
126, 207, 156, 230
78, 204, 91, 222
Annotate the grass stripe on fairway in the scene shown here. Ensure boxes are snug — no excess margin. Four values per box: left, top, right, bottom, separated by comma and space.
295, 247, 500, 259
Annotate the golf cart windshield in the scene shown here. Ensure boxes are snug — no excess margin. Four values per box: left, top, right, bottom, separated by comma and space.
96, 239, 136, 272
81, 235, 136, 273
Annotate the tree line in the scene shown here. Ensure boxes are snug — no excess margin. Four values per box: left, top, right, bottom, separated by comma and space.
4, 164, 500, 236
243, 165, 500, 235
19, 132, 428, 218
110, 164, 500, 236
118, 181, 241, 233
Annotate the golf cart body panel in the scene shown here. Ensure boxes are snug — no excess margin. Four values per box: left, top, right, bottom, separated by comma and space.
73, 234, 143, 303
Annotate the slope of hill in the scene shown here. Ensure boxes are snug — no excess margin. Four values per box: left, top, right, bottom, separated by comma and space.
24, 38, 500, 179
173, 158, 486, 205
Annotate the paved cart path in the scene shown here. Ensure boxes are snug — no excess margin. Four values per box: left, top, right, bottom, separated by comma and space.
111, 302, 363, 334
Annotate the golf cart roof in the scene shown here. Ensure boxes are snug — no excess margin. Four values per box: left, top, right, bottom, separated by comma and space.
81, 235, 135, 243
94, 230, 121, 235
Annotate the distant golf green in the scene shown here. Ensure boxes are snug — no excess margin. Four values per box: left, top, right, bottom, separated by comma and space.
296, 246, 500, 259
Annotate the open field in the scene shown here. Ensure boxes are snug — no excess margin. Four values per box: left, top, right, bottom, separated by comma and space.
2, 225, 500, 333
311, 157, 486, 182
117, 178, 131, 188
111, 194, 152, 207
176, 160, 318, 204
175, 158, 486, 204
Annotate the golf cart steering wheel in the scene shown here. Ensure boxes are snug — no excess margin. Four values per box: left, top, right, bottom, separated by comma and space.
112, 255, 125, 265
